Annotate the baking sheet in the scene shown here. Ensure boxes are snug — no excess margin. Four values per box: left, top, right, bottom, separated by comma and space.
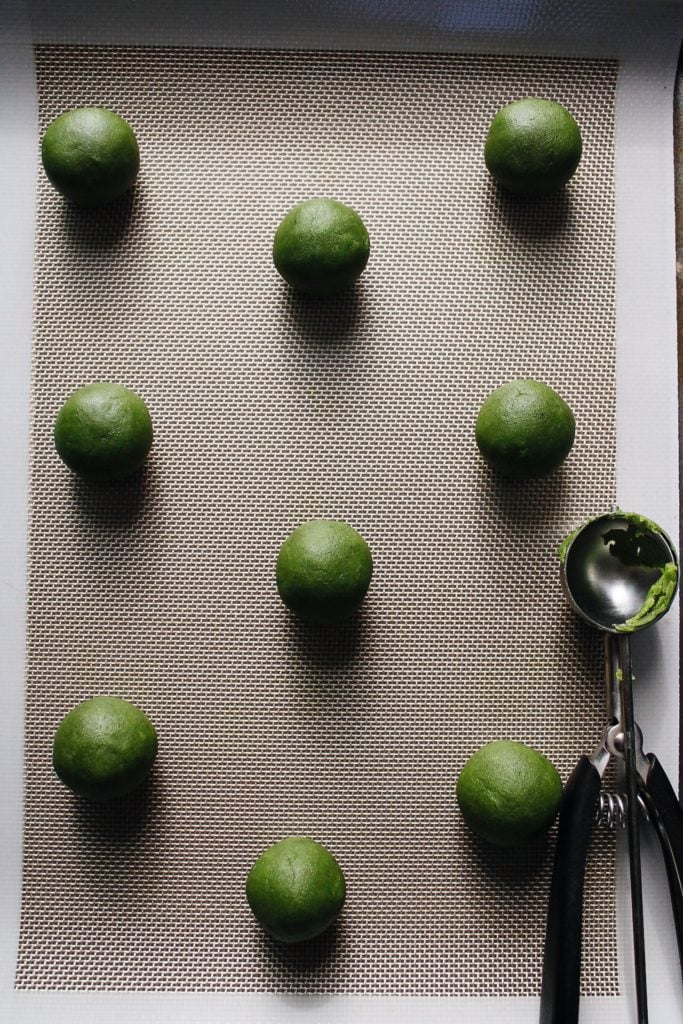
17, 44, 618, 997
1, 2, 683, 1024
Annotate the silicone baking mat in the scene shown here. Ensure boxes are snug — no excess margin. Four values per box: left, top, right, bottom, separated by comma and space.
17, 45, 618, 995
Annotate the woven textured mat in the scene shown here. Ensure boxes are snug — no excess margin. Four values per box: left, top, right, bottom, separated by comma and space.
17, 45, 618, 996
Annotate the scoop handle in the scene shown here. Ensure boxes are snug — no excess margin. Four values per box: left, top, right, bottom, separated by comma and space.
642, 753, 683, 983
540, 755, 602, 1024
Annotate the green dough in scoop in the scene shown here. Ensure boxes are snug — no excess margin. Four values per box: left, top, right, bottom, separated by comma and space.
615, 561, 678, 633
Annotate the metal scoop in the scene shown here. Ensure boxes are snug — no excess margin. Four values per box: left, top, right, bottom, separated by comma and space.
540, 511, 683, 1024
561, 512, 676, 634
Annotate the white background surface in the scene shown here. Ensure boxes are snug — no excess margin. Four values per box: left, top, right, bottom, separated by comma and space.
1, 1, 682, 1021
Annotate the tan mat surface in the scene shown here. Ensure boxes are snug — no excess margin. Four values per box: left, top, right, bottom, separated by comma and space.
17, 45, 618, 995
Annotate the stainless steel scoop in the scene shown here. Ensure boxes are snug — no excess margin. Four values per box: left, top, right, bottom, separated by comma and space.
561, 512, 676, 633
540, 511, 683, 1024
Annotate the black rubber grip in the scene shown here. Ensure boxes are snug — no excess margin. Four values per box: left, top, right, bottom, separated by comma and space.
643, 753, 683, 985
540, 755, 602, 1024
